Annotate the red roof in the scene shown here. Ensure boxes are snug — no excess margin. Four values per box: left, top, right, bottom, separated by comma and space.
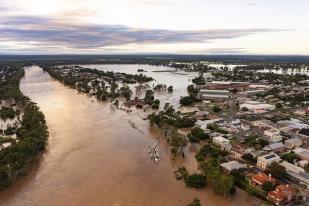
268, 184, 295, 203
251, 172, 276, 185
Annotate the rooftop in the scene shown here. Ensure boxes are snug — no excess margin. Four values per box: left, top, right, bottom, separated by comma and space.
220, 161, 246, 172
263, 142, 285, 151
252, 172, 276, 185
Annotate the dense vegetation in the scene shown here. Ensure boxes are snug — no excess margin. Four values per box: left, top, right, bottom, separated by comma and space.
148, 106, 196, 128
42, 65, 154, 102
0, 64, 48, 187
0, 106, 17, 120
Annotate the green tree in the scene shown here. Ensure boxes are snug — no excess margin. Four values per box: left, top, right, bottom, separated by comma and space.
188, 127, 208, 141
212, 105, 221, 113
262, 181, 274, 192
241, 107, 249, 112
167, 85, 173, 93
281, 151, 299, 163
214, 175, 235, 197
185, 174, 207, 188
267, 162, 286, 179
144, 89, 154, 104
119, 85, 132, 101
180, 96, 194, 106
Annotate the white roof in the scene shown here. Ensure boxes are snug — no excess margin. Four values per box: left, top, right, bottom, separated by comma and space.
263, 142, 285, 150
220, 161, 246, 171
213, 136, 229, 143
280, 161, 305, 173
294, 148, 309, 159
285, 138, 302, 145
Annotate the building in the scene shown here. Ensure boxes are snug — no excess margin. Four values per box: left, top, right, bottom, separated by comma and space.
195, 118, 224, 130
257, 152, 281, 169
220, 161, 246, 173
264, 128, 283, 143
280, 161, 309, 189
195, 111, 209, 119
294, 148, 309, 161
199, 89, 230, 100
203, 81, 249, 90
263, 142, 285, 153
245, 90, 265, 97
213, 136, 232, 151
230, 143, 255, 160
285, 138, 302, 148
251, 119, 274, 130
251, 172, 276, 188
268, 184, 295, 206
240, 101, 275, 114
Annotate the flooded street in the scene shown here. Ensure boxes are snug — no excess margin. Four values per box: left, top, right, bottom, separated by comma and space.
0, 66, 257, 206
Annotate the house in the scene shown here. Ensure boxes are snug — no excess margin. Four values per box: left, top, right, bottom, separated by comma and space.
257, 152, 281, 169
264, 128, 280, 137
268, 184, 295, 206
294, 148, 309, 161
195, 118, 224, 130
220, 161, 246, 173
263, 142, 285, 153
251, 119, 274, 130
280, 161, 309, 189
297, 160, 308, 168
264, 128, 283, 142
195, 111, 209, 119
213, 136, 232, 151
251, 172, 276, 188
285, 138, 302, 148
230, 143, 255, 160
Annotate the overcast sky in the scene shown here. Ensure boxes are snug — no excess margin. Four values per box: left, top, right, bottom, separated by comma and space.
0, 0, 308, 55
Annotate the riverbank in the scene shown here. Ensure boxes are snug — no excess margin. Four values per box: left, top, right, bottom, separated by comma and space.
0, 64, 48, 188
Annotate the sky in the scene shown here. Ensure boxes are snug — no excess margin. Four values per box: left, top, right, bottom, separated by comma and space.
0, 0, 308, 55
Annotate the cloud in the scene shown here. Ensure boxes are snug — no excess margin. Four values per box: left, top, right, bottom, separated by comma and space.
140, 0, 175, 6
0, 15, 278, 52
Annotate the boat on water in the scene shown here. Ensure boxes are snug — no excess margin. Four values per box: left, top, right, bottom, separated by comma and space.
148, 144, 160, 163
128, 120, 137, 129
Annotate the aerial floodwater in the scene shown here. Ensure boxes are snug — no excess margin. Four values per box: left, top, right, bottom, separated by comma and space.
0, 65, 257, 206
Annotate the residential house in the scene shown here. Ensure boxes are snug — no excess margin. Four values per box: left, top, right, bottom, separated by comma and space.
257, 152, 281, 170
268, 184, 296, 206
263, 142, 285, 153
213, 136, 232, 151
251, 119, 274, 130
230, 143, 255, 160
264, 128, 283, 142
294, 148, 309, 161
285, 138, 302, 149
251, 172, 276, 188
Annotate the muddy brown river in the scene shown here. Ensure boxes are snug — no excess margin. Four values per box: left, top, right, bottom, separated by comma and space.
0, 66, 258, 206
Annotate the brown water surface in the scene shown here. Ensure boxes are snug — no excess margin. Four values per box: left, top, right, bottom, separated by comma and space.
0, 66, 258, 206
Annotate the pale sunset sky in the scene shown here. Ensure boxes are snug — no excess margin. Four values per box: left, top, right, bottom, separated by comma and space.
0, 0, 308, 55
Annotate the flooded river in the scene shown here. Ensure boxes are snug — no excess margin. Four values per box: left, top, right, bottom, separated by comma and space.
0, 65, 258, 206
